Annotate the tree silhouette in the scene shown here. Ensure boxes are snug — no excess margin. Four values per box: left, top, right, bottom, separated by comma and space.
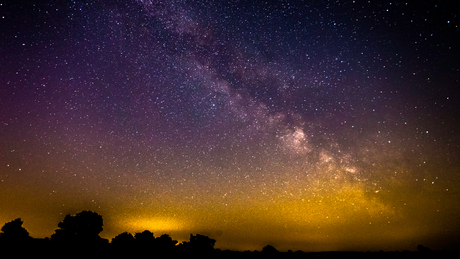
111, 232, 135, 247
0, 218, 31, 243
179, 234, 216, 254
155, 233, 178, 251
135, 230, 155, 246
262, 244, 278, 253
51, 210, 104, 246
0, 218, 34, 257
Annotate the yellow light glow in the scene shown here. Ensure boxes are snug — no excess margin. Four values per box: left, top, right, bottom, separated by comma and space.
125, 217, 183, 232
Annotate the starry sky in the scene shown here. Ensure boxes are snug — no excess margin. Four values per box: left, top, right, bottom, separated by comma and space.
1, 0, 459, 252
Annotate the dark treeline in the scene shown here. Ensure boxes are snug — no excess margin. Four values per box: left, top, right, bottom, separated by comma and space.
0, 210, 455, 259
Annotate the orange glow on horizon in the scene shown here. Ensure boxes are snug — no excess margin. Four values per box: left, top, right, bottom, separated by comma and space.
122, 217, 184, 232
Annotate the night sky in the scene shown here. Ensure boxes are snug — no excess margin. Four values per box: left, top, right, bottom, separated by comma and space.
1, 0, 459, 252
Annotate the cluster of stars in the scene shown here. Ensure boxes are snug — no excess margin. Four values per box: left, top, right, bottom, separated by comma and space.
1, 0, 459, 252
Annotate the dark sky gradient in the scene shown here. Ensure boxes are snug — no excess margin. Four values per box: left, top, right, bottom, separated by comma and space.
1, 0, 459, 252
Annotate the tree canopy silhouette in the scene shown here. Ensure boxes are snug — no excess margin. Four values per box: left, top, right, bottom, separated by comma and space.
135, 230, 155, 246
155, 233, 178, 250
110, 231, 179, 254
179, 234, 216, 254
111, 232, 135, 246
0, 218, 31, 243
262, 244, 278, 254
51, 210, 104, 245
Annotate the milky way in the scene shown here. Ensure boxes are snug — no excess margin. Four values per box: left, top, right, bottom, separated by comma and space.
1, 0, 459, 252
